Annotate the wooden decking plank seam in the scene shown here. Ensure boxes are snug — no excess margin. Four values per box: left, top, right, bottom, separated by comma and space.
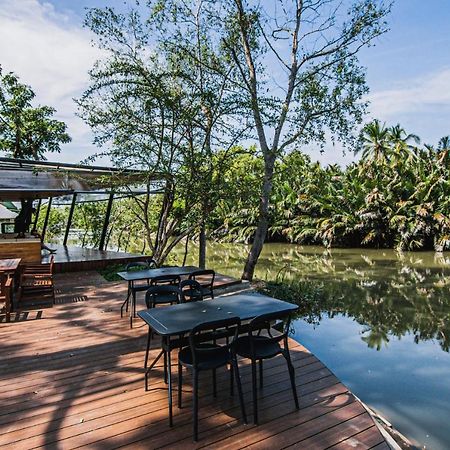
325, 425, 385, 449
233, 404, 366, 450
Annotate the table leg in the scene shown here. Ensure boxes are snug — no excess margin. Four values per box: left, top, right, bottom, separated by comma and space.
130, 288, 136, 328
167, 338, 173, 427
145, 348, 164, 391
9, 274, 15, 313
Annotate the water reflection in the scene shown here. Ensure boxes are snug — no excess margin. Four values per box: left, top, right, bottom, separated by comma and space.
173, 243, 450, 352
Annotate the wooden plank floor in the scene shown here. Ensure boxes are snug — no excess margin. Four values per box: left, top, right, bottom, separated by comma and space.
0, 272, 388, 449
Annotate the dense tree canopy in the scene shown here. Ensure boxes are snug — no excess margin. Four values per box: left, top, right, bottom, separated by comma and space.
211, 124, 450, 252
0, 68, 71, 160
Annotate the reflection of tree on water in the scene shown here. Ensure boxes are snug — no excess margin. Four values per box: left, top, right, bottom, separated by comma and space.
260, 251, 450, 353
174, 242, 450, 351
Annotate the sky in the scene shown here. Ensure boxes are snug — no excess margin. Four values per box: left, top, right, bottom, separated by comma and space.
0, 0, 450, 167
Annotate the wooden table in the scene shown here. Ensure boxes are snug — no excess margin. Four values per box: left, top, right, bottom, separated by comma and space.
0, 258, 21, 313
0, 258, 21, 273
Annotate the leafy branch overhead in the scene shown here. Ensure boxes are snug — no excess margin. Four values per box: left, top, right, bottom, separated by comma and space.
0, 68, 71, 160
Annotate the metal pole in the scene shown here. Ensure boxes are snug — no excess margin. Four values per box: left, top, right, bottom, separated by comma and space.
63, 193, 77, 246
32, 199, 42, 232
41, 197, 52, 242
99, 192, 114, 251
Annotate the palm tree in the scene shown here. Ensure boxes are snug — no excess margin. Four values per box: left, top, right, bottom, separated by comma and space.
389, 124, 420, 154
438, 135, 450, 151
357, 119, 390, 162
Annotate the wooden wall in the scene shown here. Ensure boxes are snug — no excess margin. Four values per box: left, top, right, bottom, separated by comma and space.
0, 239, 41, 263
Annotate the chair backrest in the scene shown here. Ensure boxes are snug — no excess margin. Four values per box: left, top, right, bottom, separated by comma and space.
180, 279, 203, 302
188, 269, 215, 289
189, 316, 241, 367
0, 276, 12, 305
247, 310, 292, 352
48, 255, 54, 274
150, 274, 181, 286
145, 285, 182, 308
147, 258, 157, 269
126, 261, 149, 271
0, 272, 7, 296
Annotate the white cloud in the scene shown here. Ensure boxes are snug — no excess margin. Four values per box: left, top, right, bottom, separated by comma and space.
367, 68, 450, 119
0, 0, 102, 163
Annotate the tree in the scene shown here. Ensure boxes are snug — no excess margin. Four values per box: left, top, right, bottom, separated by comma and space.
0, 68, 71, 236
216, 0, 392, 280
149, 0, 252, 267
0, 68, 71, 160
79, 4, 250, 265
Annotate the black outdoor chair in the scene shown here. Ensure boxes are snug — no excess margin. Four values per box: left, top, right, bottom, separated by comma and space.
234, 311, 299, 424
180, 279, 203, 302
144, 285, 183, 371
120, 261, 154, 318
188, 269, 215, 299
177, 317, 247, 441
150, 274, 181, 287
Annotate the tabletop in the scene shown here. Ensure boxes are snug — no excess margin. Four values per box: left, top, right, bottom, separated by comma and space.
0, 258, 21, 272
138, 292, 298, 336
117, 265, 199, 282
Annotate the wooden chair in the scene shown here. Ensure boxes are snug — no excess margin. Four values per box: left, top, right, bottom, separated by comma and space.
22, 255, 54, 275
18, 256, 55, 306
0, 275, 12, 322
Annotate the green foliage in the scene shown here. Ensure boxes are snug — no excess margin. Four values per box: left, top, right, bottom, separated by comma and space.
36, 204, 68, 241
0, 69, 71, 159
210, 122, 450, 252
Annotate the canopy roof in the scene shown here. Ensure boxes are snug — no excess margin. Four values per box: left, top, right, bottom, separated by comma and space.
0, 157, 161, 201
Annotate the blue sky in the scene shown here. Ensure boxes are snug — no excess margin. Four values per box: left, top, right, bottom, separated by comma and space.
1, 0, 450, 166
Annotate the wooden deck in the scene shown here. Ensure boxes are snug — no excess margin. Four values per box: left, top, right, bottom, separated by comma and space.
41, 245, 149, 273
0, 272, 389, 449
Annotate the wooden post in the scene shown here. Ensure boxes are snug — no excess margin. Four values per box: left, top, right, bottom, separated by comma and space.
63, 193, 77, 246
41, 197, 52, 242
31, 199, 41, 232
99, 192, 114, 251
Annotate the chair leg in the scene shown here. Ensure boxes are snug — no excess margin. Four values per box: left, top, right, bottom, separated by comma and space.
121, 286, 130, 317
212, 368, 217, 397
129, 289, 137, 328
284, 351, 299, 410
193, 369, 199, 441
164, 351, 168, 384
178, 362, 183, 408
167, 348, 173, 427
229, 363, 234, 396
232, 356, 247, 424
259, 359, 263, 389
144, 329, 152, 368
251, 359, 258, 425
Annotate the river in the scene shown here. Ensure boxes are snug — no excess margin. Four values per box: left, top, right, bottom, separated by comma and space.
172, 242, 450, 449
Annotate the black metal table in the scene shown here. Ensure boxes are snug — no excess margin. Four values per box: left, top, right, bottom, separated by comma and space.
117, 265, 199, 326
138, 292, 298, 426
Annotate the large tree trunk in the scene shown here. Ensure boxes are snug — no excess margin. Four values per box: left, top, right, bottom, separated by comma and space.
198, 220, 206, 269
242, 159, 274, 280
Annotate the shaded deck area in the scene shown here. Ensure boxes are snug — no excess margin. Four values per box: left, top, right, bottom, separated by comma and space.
0, 272, 389, 449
